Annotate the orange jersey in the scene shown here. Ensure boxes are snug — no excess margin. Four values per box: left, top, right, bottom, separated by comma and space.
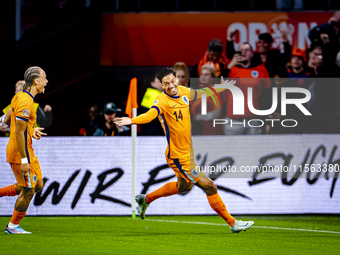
6, 91, 38, 164
132, 86, 197, 159
131, 85, 226, 159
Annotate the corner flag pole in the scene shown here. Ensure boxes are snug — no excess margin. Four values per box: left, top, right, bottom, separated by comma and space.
126, 77, 138, 219
132, 108, 137, 218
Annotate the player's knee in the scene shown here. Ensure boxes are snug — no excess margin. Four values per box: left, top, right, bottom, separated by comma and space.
23, 188, 35, 201
177, 184, 193, 194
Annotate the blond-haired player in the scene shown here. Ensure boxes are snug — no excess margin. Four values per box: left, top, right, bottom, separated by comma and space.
0, 66, 48, 234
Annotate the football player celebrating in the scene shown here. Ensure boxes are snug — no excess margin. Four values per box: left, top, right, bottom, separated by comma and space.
0, 66, 48, 234
115, 68, 254, 233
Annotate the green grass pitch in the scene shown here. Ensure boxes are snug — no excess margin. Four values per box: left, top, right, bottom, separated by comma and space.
0, 215, 339, 255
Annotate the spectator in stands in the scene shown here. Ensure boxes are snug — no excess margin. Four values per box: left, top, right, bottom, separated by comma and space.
191, 64, 223, 135
173, 62, 189, 87
191, 39, 229, 78
141, 72, 163, 99
306, 43, 324, 77
93, 102, 130, 136
304, 41, 340, 133
226, 29, 291, 77
309, 26, 330, 45
308, 42, 340, 77
286, 48, 311, 87
79, 103, 100, 136
1, 80, 53, 136
308, 25, 337, 68
222, 42, 271, 135
139, 72, 164, 136
325, 11, 340, 43
267, 66, 305, 134
305, 68, 340, 133
319, 11, 340, 66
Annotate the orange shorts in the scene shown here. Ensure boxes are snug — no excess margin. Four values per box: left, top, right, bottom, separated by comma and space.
11, 161, 42, 189
166, 157, 204, 184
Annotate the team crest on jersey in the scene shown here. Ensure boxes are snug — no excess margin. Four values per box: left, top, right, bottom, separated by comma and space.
182, 95, 189, 105
153, 100, 159, 105
251, 70, 259, 78
191, 169, 199, 177
33, 175, 37, 183
22, 109, 30, 117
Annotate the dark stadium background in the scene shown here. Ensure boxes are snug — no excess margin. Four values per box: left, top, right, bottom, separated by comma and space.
1, 0, 340, 136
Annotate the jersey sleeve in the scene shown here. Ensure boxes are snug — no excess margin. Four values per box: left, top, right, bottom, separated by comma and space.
189, 88, 198, 102
190, 86, 226, 102
131, 95, 164, 124
15, 99, 32, 122
150, 95, 166, 116
131, 107, 159, 124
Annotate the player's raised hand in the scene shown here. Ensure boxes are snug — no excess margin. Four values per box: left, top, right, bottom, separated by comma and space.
227, 28, 239, 41
279, 28, 289, 42
221, 76, 236, 86
114, 117, 132, 127
43, 104, 52, 112
33, 127, 47, 140
328, 16, 338, 24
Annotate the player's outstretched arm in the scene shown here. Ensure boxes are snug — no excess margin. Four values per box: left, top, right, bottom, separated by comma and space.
191, 77, 236, 100
115, 107, 159, 127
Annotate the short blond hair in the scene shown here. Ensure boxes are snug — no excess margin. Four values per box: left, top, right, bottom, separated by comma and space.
15, 80, 25, 91
200, 64, 217, 78
173, 62, 189, 77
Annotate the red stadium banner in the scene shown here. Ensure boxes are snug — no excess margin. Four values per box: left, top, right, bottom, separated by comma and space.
100, 12, 333, 66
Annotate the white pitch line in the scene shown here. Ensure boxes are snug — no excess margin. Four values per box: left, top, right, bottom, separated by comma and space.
145, 219, 340, 234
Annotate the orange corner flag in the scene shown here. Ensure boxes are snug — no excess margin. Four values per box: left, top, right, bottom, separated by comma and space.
125, 77, 138, 118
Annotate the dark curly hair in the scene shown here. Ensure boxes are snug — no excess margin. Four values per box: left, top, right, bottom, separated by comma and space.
156, 67, 176, 83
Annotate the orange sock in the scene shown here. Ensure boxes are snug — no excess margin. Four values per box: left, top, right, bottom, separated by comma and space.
145, 182, 179, 204
0, 184, 18, 197
10, 210, 26, 225
207, 193, 235, 227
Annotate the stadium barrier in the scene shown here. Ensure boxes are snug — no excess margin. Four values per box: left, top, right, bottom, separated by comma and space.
0, 135, 339, 216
